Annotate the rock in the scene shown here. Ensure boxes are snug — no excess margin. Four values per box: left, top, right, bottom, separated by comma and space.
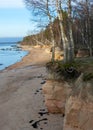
63, 74, 93, 130
42, 80, 71, 114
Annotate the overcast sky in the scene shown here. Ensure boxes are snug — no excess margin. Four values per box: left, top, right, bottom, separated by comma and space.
0, 0, 33, 38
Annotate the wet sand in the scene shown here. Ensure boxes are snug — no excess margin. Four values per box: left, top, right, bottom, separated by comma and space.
0, 45, 63, 130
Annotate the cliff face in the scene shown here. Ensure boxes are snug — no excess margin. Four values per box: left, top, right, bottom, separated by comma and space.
64, 74, 93, 130
42, 73, 93, 130
42, 80, 71, 114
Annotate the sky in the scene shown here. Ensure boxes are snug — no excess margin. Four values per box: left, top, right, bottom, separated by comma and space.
0, 0, 34, 38
1, 0, 92, 38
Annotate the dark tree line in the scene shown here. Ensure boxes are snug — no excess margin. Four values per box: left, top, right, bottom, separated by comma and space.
72, 0, 93, 55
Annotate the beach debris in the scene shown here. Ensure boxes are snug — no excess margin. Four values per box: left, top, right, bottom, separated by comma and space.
29, 120, 34, 123
37, 74, 43, 78
29, 118, 48, 129
34, 88, 42, 95
38, 108, 49, 116
34, 89, 40, 95
40, 81, 46, 84
40, 109, 45, 111
29, 109, 49, 129
38, 112, 49, 116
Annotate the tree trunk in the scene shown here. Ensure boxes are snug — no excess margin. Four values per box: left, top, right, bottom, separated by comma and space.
84, 0, 92, 56
46, 0, 55, 62
49, 24, 55, 62
67, 0, 74, 62
56, 0, 69, 63
56, 0, 74, 63
86, 0, 92, 56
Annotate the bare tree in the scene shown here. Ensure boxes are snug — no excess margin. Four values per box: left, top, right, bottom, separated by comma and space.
24, 0, 56, 61
67, 0, 74, 61
46, 0, 56, 62
56, 0, 74, 63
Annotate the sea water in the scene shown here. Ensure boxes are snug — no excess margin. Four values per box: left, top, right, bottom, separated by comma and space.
0, 37, 28, 70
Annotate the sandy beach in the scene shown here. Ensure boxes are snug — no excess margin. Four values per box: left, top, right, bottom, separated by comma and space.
0, 45, 63, 130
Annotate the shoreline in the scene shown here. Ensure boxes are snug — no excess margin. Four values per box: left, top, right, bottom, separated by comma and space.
3, 45, 51, 71
0, 51, 29, 72
0, 44, 28, 72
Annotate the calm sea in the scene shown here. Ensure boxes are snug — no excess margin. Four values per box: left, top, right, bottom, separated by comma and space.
0, 37, 28, 70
